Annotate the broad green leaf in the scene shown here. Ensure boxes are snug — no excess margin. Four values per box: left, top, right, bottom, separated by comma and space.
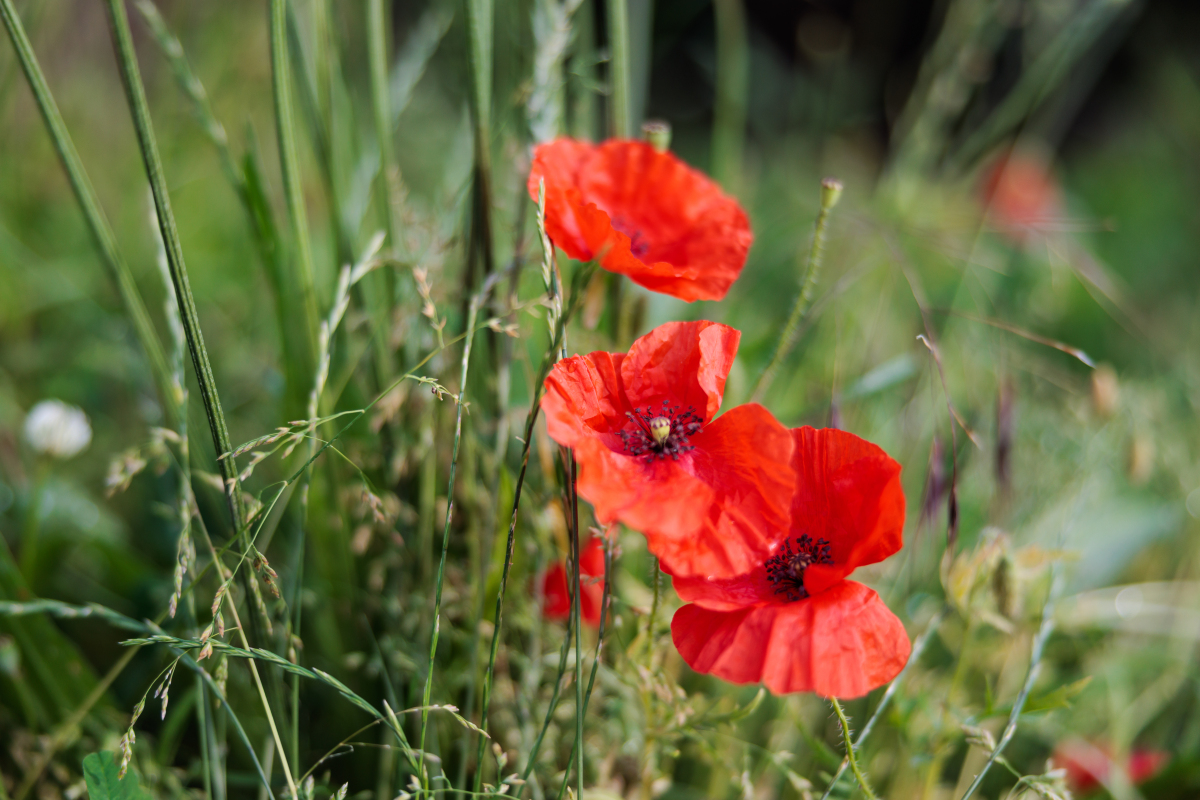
82, 752, 148, 800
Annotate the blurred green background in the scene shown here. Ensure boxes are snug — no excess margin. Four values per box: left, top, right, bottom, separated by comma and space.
2, 0, 1200, 798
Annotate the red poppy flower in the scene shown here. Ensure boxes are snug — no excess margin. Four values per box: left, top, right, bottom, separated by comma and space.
541, 536, 607, 626
1053, 741, 1169, 794
669, 427, 911, 698
980, 149, 1061, 240
527, 138, 752, 302
541, 321, 795, 574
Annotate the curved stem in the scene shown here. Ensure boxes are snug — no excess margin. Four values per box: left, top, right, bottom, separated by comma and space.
830, 697, 878, 800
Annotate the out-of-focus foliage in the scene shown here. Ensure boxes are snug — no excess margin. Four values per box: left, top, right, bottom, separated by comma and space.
1, 1, 1199, 799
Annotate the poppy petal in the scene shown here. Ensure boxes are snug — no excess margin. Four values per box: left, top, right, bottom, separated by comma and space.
541, 350, 629, 445
671, 566, 777, 611
577, 141, 752, 302
620, 321, 739, 424
572, 435, 712, 541
527, 139, 597, 260
580, 536, 607, 577
541, 564, 572, 620
787, 427, 906, 596
671, 581, 911, 698
646, 404, 795, 577
529, 139, 752, 302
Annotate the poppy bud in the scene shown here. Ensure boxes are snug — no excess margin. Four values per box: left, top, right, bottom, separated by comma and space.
820, 178, 844, 210
648, 416, 671, 444
641, 120, 671, 152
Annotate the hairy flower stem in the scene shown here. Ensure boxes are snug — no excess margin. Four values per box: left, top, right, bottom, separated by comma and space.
830, 697, 878, 800
820, 608, 946, 800
751, 178, 844, 403
570, 456, 584, 800
0, 0, 178, 427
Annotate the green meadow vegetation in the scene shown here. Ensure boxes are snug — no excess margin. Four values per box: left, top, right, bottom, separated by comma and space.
1, 1, 1199, 798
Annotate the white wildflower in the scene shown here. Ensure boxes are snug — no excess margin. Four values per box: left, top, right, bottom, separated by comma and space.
24, 400, 92, 459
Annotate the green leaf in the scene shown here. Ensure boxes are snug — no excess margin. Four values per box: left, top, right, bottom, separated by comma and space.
82, 752, 149, 800
1023, 676, 1093, 714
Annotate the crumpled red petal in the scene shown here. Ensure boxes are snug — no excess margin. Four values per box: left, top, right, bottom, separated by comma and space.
671, 580, 910, 698
646, 404, 794, 577
620, 321, 739, 425
787, 427, 906, 596
528, 139, 752, 302
541, 561, 603, 626
541, 350, 629, 447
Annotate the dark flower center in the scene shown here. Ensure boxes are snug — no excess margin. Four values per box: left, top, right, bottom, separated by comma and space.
611, 215, 651, 259
619, 401, 702, 461
765, 535, 834, 601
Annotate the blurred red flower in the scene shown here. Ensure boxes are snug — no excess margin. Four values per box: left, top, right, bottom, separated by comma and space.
542, 536, 608, 626
541, 320, 795, 574
1053, 740, 1169, 794
527, 138, 752, 302
669, 427, 911, 698
980, 149, 1061, 240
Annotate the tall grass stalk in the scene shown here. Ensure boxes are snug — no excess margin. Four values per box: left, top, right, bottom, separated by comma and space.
606, 0, 632, 136
419, 289, 488, 791
0, 0, 178, 426
711, 0, 747, 191
466, 0, 496, 279
103, 2, 297, 795
271, 0, 320, 363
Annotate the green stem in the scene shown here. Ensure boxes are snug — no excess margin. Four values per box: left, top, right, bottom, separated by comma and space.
419, 292, 485, 792
568, 456, 584, 800
0, 0, 178, 426
751, 177, 844, 403
466, 0, 496, 282
830, 697, 878, 800
367, 0, 398, 248
270, 0, 320, 364
711, 0, 747, 191
555, 542, 612, 800
606, 0, 631, 137
643, 556, 662, 660
820, 608, 946, 800
102, 0, 244, 541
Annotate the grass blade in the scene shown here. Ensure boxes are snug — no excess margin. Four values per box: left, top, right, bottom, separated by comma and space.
0, 0, 178, 426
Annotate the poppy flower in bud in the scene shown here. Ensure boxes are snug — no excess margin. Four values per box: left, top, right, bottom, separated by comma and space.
980, 149, 1061, 240
1053, 741, 1169, 795
669, 427, 910, 698
541, 536, 607, 626
541, 321, 795, 574
528, 139, 752, 302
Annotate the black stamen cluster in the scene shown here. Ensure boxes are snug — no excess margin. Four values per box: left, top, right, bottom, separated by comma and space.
619, 400, 702, 461
765, 535, 834, 601
611, 215, 651, 259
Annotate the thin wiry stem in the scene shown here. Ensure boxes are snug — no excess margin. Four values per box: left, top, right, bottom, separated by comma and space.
0, 0, 177, 426
419, 288, 488, 792
466, 0, 495, 279
569, 456, 584, 800
958, 570, 1061, 800
820, 608, 946, 800
751, 178, 844, 403
830, 697, 878, 800
473, 228, 594, 795
606, 0, 631, 136
555, 540, 613, 800
270, 0, 320, 363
